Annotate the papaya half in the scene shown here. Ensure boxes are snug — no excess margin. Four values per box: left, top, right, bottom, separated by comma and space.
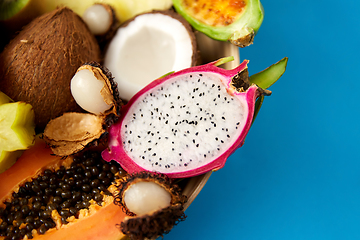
0, 137, 128, 240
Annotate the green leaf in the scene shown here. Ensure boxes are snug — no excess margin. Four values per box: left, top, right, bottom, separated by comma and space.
252, 94, 264, 125
250, 57, 288, 124
250, 57, 288, 89
213, 56, 234, 66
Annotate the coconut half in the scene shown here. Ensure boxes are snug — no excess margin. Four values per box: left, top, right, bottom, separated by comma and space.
104, 10, 198, 101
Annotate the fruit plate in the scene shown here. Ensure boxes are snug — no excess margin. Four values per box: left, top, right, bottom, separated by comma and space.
181, 32, 240, 209
0, 20, 240, 240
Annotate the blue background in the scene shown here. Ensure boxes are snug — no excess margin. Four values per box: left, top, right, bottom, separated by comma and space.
167, 0, 360, 239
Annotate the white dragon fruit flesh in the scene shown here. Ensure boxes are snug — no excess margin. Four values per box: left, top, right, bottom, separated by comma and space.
102, 59, 265, 178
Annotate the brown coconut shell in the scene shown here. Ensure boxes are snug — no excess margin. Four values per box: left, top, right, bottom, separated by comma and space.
155, 9, 200, 67
162, 9, 200, 67
0, 7, 101, 131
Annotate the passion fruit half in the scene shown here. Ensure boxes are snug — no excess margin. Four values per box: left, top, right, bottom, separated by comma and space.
173, 0, 264, 47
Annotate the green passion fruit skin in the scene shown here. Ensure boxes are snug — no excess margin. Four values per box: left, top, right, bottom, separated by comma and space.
172, 0, 264, 47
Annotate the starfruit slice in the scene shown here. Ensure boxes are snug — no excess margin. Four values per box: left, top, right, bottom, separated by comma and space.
0, 92, 35, 173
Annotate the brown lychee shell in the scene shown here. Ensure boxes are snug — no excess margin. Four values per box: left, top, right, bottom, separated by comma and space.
120, 204, 186, 240
114, 172, 187, 217
113, 172, 187, 240
42, 61, 123, 157
0, 7, 101, 131
43, 112, 106, 156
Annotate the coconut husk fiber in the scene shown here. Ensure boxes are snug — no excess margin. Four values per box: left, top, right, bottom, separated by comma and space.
0, 7, 101, 131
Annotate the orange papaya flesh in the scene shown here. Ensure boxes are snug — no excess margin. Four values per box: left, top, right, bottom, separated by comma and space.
30, 197, 126, 240
0, 137, 128, 240
0, 138, 68, 204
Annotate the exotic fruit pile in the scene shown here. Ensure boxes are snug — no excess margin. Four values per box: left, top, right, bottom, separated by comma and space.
0, 0, 288, 240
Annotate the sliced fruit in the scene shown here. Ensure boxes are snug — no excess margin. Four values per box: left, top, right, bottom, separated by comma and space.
104, 10, 198, 101
0, 91, 12, 105
0, 100, 35, 173
173, 0, 264, 47
101, 59, 267, 178
0, 101, 35, 151
0, 92, 29, 173
0, 150, 23, 174
0, 137, 128, 240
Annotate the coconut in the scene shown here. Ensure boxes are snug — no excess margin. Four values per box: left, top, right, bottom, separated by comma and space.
0, 7, 101, 131
104, 10, 199, 101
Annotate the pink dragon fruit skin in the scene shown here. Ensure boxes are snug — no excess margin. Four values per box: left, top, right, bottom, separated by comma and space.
102, 59, 260, 178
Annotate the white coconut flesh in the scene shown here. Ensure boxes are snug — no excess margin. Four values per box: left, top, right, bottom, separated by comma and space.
121, 72, 248, 174
124, 181, 172, 216
104, 13, 194, 101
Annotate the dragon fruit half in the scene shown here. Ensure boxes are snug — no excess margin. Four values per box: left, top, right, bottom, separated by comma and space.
102, 58, 268, 178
